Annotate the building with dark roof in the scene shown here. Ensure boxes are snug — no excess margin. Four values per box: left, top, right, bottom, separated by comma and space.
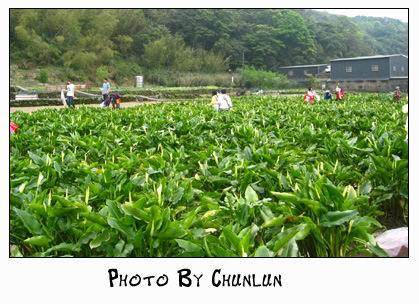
330, 54, 408, 81
278, 64, 329, 81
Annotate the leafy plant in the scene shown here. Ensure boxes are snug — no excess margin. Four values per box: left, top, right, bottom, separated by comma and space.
10, 95, 407, 257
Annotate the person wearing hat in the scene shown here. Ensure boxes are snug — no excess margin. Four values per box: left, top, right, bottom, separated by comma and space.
65, 80, 76, 108
393, 86, 401, 102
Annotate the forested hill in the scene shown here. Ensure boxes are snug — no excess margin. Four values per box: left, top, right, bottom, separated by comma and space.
10, 9, 407, 81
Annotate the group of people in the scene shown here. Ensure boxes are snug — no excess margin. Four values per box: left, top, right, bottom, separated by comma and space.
210, 89, 233, 111
62, 78, 122, 109
304, 83, 345, 104
100, 78, 122, 109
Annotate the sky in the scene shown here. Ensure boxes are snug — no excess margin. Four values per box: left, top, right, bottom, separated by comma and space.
314, 9, 408, 22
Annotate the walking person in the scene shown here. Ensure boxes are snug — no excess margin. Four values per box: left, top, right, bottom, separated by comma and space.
65, 80, 75, 108
101, 78, 111, 102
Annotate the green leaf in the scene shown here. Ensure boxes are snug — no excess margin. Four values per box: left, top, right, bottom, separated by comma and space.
261, 215, 286, 229
121, 202, 151, 222
10, 245, 23, 257
13, 207, 43, 235
80, 212, 107, 226
271, 192, 320, 212
359, 181, 372, 195
254, 245, 274, 257
28, 151, 43, 165
366, 243, 389, 257
266, 223, 310, 254
280, 238, 299, 257
157, 222, 186, 240
171, 187, 184, 204
271, 226, 301, 252
44, 242, 81, 254
175, 239, 202, 252
320, 210, 359, 227
24, 235, 51, 246
245, 185, 259, 203
222, 226, 241, 252
271, 192, 299, 203
89, 231, 111, 249
107, 217, 134, 238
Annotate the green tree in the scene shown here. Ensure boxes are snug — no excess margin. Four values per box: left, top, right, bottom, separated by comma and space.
37, 69, 49, 83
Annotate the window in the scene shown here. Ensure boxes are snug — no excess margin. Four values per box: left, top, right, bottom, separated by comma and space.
345, 66, 352, 73
401, 66, 405, 72
288, 70, 293, 76
393, 66, 397, 72
371, 65, 379, 72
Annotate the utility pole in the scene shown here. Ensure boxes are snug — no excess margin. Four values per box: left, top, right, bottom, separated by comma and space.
242, 51, 245, 67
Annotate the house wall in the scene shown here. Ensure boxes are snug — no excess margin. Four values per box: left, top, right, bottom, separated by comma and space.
331, 58, 390, 80
279, 65, 328, 80
390, 55, 408, 78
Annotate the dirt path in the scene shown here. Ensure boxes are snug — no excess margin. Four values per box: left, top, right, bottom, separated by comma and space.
10, 101, 174, 113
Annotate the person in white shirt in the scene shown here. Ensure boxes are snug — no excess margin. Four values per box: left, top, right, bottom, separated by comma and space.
217, 89, 233, 111
65, 80, 75, 107
101, 78, 111, 102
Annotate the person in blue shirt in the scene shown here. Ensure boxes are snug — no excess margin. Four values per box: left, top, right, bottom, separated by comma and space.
101, 78, 111, 102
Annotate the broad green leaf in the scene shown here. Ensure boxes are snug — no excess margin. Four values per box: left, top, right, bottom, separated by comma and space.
359, 181, 372, 195
222, 226, 241, 252
280, 238, 299, 257
13, 207, 43, 235
320, 210, 359, 227
245, 185, 259, 203
89, 231, 111, 249
157, 222, 186, 240
24, 235, 51, 246
107, 217, 134, 238
254, 245, 274, 257
44, 242, 81, 254
121, 202, 150, 222
175, 239, 202, 252
262, 215, 286, 229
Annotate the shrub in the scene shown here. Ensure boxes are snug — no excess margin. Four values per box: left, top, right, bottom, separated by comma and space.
238, 66, 290, 89
37, 69, 49, 84
96, 65, 110, 82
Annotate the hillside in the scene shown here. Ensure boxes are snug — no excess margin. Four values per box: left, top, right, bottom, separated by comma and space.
10, 9, 408, 84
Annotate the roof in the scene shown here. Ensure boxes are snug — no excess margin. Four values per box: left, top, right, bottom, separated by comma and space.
279, 63, 329, 69
330, 54, 408, 62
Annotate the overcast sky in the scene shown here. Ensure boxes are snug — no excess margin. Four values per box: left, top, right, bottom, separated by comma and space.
314, 9, 408, 22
